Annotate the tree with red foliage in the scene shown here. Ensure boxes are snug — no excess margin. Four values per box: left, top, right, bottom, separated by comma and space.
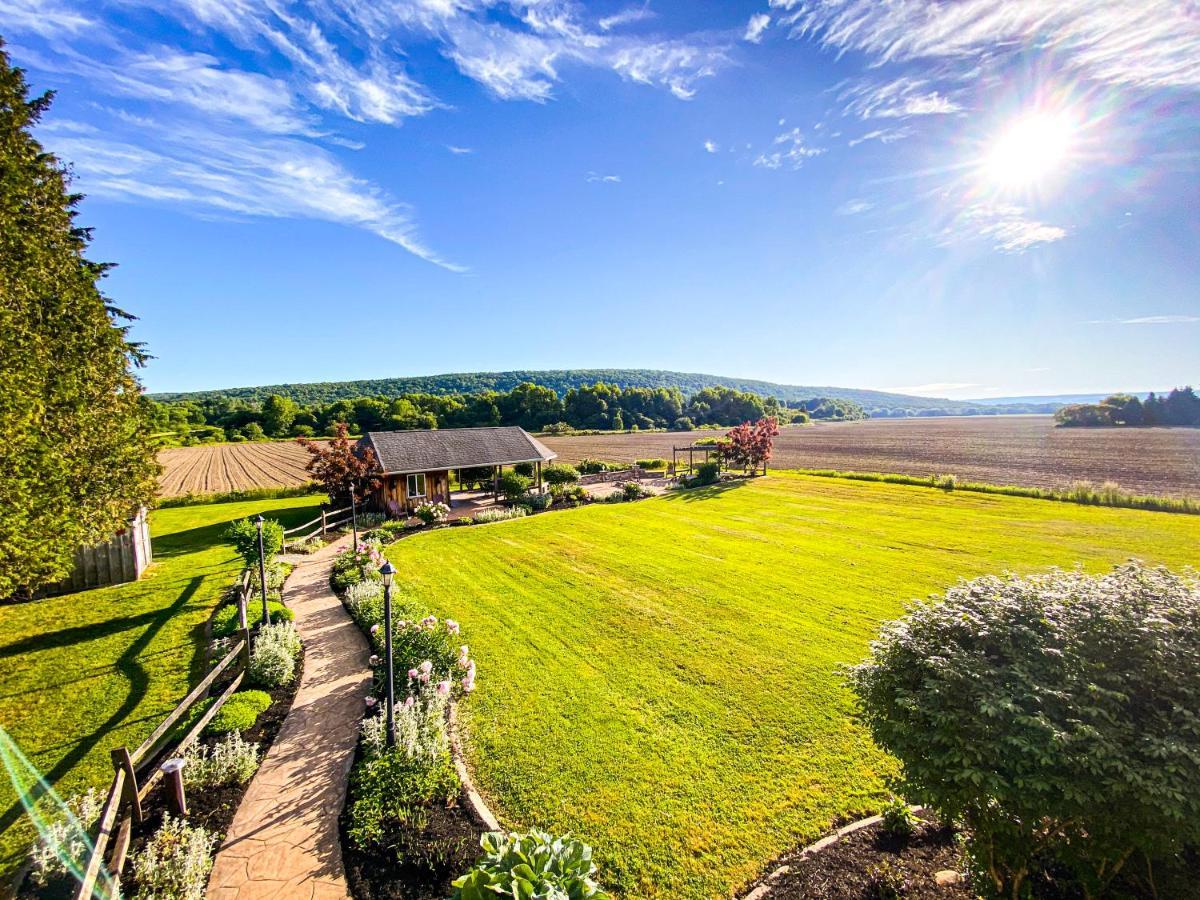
297, 421, 380, 504
720, 416, 780, 474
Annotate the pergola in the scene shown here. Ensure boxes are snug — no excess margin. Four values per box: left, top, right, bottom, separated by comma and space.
670, 442, 724, 475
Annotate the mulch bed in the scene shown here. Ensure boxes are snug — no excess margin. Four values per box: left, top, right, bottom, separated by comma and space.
746, 814, 968, 900
339, 746, 484, 900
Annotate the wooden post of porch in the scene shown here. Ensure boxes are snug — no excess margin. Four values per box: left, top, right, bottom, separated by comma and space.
536, 461, 543, 494
493, 466, 500, 501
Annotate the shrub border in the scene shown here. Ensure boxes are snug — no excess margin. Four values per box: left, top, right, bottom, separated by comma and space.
738, 807, 924, 900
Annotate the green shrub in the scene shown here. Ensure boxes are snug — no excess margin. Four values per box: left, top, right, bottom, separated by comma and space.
620, 481, 650, 501
207, 690, 272, 736
671, 417, 695, 431
848, 563, 1200, 899
497, 470, 532, 501
542, 463, 580, 486
157, 485, 321, 508
247, 560, 290, 594
513, 462, 535, 477
576, 458, 612, 475
451, 831, 610, 900
130, 815, 214, 900
693, 462, 720, 485
414, 501, 451, 525
879, 796, 917, 840
183, 732, 260, 790
28, 789, 104, 886
249, 620, 301, 687
527, 492, 552, 511
211, 599, 292, 638
221, 516, 284, 570
635, 458, 667, 470
541, 422, 576, 435
331, 542, 383, 592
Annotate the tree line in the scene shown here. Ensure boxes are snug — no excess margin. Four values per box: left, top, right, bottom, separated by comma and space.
145, 382, 868, 445
1054, 388, 1200, 428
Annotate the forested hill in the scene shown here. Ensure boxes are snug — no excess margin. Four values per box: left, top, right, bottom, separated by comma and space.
150, 368, 1038, 416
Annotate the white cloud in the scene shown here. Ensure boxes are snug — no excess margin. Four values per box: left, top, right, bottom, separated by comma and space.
0, 0, 92, 38
837, 198, 873, 215
744, 13, 771, 44
704, 139, 719, 153
598, 6, 655, 31
956, 203, 1068, 252
848, 126, 914, 146
586, 172, 621, 183
48, 129, 464, 271
772, 0, 1200, 90
447, 145, 475, 154
1088, 315, 1200, 325
754, 126, 824, 169
442, 23, 564, 101
610, 40, 727, 100
839, 76, 961, 120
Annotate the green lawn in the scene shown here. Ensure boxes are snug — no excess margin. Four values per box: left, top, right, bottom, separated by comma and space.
0, 496, 323, 880
384, 473, 1200, 899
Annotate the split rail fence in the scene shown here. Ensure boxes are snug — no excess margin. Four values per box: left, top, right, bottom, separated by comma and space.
72, 574, 257, 900
282, 504, 353, 545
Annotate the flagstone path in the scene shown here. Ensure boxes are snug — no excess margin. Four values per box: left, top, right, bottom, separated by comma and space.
207, 536, 370, 900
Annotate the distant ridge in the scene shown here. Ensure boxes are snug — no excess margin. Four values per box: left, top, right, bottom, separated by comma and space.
148, 368, 1070, 416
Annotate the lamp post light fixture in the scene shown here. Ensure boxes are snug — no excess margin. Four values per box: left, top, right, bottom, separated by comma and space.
351, 488, 359, 549
255, 514, 269, 626
379, 560, 397, 747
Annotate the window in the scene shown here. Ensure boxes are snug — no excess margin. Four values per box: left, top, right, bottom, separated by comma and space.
406, 473, 426, 499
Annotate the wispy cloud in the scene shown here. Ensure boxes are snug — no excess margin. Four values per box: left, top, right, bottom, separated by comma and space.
754, 126, 824, 170
598, 5, 655, 32
1087, 315, 1200, 325
837, 199, 873, 215
952, 204, 1068, 253
839, 76, 962, 120
610, 39, 727, 100
49, 129, 464, 271
447, 145, 475, 154
744, 14, 771, 44
771, 0, 1200, 90
848, 126, 914, 147
586, 172, 622, 183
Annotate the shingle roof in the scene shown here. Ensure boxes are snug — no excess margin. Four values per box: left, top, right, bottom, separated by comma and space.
361, 426, 557, 475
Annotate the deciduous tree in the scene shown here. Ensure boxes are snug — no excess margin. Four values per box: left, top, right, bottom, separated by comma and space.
0, 45, 159, 597
720, 417, 780, 473
297, 422, 380, 504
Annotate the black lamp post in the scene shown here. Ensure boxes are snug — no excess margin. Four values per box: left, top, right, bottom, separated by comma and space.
379, 560, 397, 747
351, 488, 359, 548
255, 514, 269, 626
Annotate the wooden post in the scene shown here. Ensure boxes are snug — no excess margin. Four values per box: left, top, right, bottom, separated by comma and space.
110, 747, 143, 825
536, 461, 543, 494
493, 466, 500, 501
320, 505, 327, 538
238, 587, 252, 670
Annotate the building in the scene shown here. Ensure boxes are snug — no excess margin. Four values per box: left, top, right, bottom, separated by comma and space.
359, 426, 557, 516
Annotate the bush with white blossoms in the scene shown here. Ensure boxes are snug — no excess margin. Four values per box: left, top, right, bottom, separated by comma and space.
183, 732, 261, 790
28, 788, 104, 886
414, 501, 451, 525
248, 620, 301, 688
131, 815, 215, 900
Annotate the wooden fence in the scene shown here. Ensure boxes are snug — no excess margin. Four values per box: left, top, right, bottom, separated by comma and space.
282, 504, 353, 544
73, 581, 255, 900
51, 509, 152, 595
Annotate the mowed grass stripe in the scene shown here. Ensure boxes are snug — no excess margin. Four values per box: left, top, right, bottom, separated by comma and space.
384, 474, 1200, 898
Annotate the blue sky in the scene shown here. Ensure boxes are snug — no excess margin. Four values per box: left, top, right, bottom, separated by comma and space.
2, 0, 1198, 398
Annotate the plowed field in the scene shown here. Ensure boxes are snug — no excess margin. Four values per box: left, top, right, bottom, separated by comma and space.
157, 440, 314, 496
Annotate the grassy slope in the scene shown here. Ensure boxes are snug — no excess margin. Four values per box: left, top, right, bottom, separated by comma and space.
384, 474, 1200, 899
0, 497, 322, 881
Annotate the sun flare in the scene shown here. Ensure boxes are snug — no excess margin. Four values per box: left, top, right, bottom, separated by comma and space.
982, 111, 1076, 189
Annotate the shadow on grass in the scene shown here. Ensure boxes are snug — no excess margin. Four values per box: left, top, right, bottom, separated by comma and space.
0, 576, 203, 844
658, 479, 751, 503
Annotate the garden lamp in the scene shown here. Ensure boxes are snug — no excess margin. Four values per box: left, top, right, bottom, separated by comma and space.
351, 488, 359, 548
255, 515, 269, 626
379, 560, 397, 747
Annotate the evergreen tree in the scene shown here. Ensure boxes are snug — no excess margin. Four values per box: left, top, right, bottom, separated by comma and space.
0, 44, 159, 597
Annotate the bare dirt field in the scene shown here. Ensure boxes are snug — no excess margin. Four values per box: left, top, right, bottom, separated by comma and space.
157, 440, 314, 496
541, 416, 1200, 498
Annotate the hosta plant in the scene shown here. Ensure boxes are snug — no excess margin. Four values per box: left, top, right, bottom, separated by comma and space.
450, 830, 610, 900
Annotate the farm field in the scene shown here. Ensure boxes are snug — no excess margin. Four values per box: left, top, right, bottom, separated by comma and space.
542, 415, 1200, 498
158, 439, 314, 496
0, 496, 324, 882
385, 473, 1200, 898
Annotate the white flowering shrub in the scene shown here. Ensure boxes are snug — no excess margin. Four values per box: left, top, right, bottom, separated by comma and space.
360, 715, 388, 762
344, 579, 384, 619
28, 788, 103, 886
183, 732, 261, 790
414, 501, 451, 525
131, 815, 215, 900
473, 507, 528, 525
248, 620, 301, 688
394, 677, 452, 760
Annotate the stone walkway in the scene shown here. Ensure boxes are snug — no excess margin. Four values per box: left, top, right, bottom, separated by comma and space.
208, 537, 370, 900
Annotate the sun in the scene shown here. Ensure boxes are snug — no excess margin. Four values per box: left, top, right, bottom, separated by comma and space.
982, 111, 1076, 189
